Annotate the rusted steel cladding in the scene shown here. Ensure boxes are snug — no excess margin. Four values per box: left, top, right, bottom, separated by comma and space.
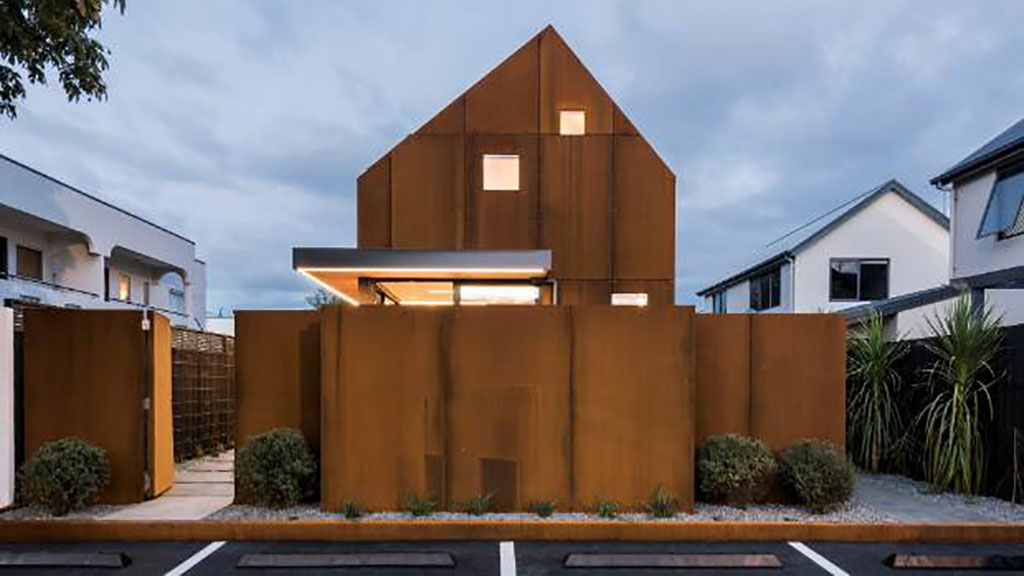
466, 35, 539, 134
23, 309, 147, 503
694, 314, 752, 447
234, 311, 321, 451
572, 307, 695, 509
540, 136, 613, 280
447, 307, 572, 510
538, 31, 614, 134
357, 156, 390, 248
557, 280, 611, 306
613, 136, 676, 281
750, 314, 846, 451
390, 135, 464, 249
468, 135, 538, 249
150, 313, 174, 497
417, 96, 466, 136
320, 307, 446, 511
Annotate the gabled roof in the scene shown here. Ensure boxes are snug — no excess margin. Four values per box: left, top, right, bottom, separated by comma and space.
696, 180, 948, 296
932, 118, 1024, 186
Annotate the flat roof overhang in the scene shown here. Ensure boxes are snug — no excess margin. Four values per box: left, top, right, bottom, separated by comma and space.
292, 248, 552, 306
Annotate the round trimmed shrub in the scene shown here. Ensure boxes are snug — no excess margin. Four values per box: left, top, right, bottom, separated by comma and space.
698, 434, 777, 504
779, 439, 854, 512
18, 438, 110, 516
236, 428, 317, 508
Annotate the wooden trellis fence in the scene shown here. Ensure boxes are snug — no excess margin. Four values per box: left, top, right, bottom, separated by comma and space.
172, 327, 235, 462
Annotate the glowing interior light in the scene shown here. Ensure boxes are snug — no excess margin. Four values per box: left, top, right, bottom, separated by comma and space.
611, 292, 648, 307
482, 154, 520, 191
559, 110, 586, 135
459, 284, 540, 306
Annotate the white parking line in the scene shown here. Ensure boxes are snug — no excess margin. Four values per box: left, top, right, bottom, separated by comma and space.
788, 541, 848, 576
499, 540, 517, 576
165, 541, 226, 576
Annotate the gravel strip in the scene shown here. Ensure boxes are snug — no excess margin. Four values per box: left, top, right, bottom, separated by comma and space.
858, 473, 1024, 523
0, 504, 127, 521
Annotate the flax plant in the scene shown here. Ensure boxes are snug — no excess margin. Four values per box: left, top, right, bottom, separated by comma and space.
846, 312, 909, 473
920, 296, 1003, 494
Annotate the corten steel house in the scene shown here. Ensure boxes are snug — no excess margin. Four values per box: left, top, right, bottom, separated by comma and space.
294, 26, 675, 307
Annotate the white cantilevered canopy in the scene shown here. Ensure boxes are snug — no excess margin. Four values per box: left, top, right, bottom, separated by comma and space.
292, 248, 552, 306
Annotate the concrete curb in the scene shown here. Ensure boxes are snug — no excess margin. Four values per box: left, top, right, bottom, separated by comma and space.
0, 520, 1022, 542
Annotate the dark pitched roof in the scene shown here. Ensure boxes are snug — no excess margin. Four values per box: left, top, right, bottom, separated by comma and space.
841, 284, 959, 325
932, 118, 1024, 186
696, 180, 949, 296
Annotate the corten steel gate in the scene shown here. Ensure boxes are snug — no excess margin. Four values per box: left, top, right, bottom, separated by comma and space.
23, 309, 174, 503
171, 327, 235, 462
235, 306, 845, 512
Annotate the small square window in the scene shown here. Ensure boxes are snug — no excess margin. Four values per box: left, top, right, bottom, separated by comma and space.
559, 110, 586, 135
482, 154, 519, 191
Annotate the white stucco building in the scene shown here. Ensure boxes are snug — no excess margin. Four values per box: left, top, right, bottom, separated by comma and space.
0, 154, 206, 329
697, 180, 950, 337
930, 118, 1024, 327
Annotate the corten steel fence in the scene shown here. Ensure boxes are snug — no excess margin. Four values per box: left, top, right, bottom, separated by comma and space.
172, 327, 235, 462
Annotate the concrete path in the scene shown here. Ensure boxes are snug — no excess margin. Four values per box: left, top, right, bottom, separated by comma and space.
854, 473, 1008, 523
102, 451, 234, 521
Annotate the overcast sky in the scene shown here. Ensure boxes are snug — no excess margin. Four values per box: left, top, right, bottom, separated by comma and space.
2, 1, 1022, 312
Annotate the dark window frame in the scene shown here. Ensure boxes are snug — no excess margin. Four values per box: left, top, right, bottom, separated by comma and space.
829, 258, 890, 302
749, 266, 782, 311
0, 236, 7, 277
712, 291, 727, 313
15, 245, 43, 281
977, 163, 1024, 240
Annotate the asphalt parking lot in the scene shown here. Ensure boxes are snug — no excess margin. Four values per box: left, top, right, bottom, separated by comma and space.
2, 539, 1024, 575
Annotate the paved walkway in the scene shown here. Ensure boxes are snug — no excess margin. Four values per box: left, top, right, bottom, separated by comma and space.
102, 451, 234, 521
854, 474, 1007, 523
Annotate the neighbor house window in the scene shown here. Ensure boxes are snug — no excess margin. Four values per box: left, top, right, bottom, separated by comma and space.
829, 259, 888, 301
712, 291, 727, 313
482, 154, 519, 191
978, 167, 1024, 239
169, 288, 186, 312
611, 292, 648, 306
749, 266, 781, 311
458, 284, 539, 306
0, 236, 7, 277
559, 110, 586, 135
16, 246, 42, 281
143, 281, 151, 306
118, 274, 131, 301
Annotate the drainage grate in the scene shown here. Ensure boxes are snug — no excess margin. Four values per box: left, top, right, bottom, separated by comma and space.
237, 552, 455, 569
565, 553, 782, 569
886, 554, 1024, 570
0, 552, 130, 568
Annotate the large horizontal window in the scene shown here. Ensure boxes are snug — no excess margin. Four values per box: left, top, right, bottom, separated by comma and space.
830, 259, 888, 301
978, 168, 1024, 239
749, 266, 781, 311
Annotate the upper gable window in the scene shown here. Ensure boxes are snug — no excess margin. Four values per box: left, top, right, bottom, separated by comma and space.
559, 110, 586, 135
830, 258, 888, 301
482, 154, 519, 191
978, 168, 1024, 239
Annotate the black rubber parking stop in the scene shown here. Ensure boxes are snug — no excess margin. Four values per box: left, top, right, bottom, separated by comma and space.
237, 552, 455, 569
564, 553, 782, 569
886, 554, 1024, 570
0, 552, 130, 568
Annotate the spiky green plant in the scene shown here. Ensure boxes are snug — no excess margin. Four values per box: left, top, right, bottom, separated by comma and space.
920, 296, 1003, 494
846, 312, 910, 473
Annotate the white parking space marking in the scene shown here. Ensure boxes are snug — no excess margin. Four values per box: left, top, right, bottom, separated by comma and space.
499, 540, 516, 576
164, 541, 226, 576
789, 541, 849, 576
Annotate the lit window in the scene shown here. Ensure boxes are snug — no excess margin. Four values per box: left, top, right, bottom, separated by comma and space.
978, 168, 1024, 239
118, 274, 131, 301
459, 284, 539, 305
559, 110, 586, 135
482, 154, 519, 191
611, 293, 648, 307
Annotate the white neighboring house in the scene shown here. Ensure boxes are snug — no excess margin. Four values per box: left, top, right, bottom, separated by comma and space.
0, 154, 206, 329
929, 118, 1024, 327
697, 180, 950, 338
